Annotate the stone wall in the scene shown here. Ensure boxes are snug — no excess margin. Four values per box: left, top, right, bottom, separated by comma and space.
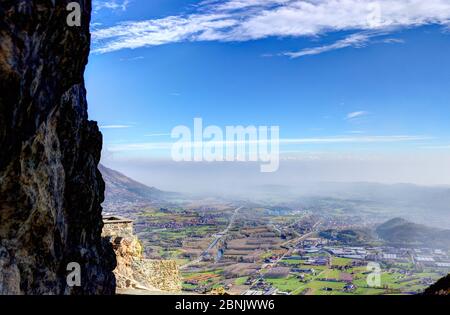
102, 217, 182, 293
132, 260, 182, 292
103, 217, 134, 238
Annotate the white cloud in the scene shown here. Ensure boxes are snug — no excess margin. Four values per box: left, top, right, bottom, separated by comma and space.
283, 32, 372, 58
273, 31, 407, 58
100, 124, 132, 129
107, 135, 429, 152
93, 0, 130, 13
347, 130, 365, 134
346, 111, 369, 120
119, 56, 144, 61
144, 133, 172, 137
382, 37, 405, 44
92, 0, 450, 54
280, 135, 428, 144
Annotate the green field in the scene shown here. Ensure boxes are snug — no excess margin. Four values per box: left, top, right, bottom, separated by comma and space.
235, 277, 249, 285
280, 259, 303, 265
331, 257, 353, 266
266, 275, 303, 292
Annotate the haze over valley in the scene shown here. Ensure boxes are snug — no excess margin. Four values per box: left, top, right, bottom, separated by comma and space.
100, 165, 450, 295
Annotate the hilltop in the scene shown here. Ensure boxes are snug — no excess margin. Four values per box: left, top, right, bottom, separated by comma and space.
100, 164, 176, 205
319, 228, 376, 246
376, 218, 450, 249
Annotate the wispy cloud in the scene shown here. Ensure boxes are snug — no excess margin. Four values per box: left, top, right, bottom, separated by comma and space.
144, 133, 172, 137
100, 124, 132, 129
93, 0, 130, 13
107, 135, 430, 152
280, 135, 428, 144
119, 56, 144, 61
346, 111, 369, 120
347, 130, 365, 134
283, 32, 372, 58
381, 38, 405, 44
92, 0, 450, 54
281, 31, 407, 58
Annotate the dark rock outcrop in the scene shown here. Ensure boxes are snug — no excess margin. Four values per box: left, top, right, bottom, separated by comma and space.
423, 274, 450, 295
102, 218, 182, 293
0, 1, 116, 294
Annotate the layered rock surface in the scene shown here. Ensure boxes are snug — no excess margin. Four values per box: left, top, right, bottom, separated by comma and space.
103, 217, 182, 293
0, 1, 116, 294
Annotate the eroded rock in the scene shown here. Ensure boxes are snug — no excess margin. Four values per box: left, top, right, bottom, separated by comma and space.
103, 217, 182, 293
0, 1, 116, 295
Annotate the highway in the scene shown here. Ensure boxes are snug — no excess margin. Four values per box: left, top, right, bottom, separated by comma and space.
243, 220, 322, 295
180, 206, 242, 270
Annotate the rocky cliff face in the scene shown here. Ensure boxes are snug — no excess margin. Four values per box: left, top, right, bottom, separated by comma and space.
423, 274, 450, 296
103, 218, 182, 293
0, 1, 116, 294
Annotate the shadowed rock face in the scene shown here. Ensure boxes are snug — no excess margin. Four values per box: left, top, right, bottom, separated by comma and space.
423, 274, 450, 296
0, 1, 116, 294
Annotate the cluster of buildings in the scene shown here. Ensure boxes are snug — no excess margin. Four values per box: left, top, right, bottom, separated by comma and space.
145, 219, 215, 229
294, 239, 450, 270
142, 215, 219, 230
244, 279, 278, 296
411, 248, 450, 268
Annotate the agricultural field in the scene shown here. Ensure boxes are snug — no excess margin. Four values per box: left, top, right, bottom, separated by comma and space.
267, 259, 447, 295
114, 199, 449, 296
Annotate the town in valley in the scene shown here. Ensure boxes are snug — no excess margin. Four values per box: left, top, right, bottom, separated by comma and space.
101, 166, 450, 295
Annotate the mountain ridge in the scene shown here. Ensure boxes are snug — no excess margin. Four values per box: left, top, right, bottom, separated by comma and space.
99, 164, 176, 205
376, 217, 450, 249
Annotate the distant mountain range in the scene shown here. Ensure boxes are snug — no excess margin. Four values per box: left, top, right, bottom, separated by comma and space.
99, 164, 175, 205
255, 182, 450, 229
376, 218, 450, 249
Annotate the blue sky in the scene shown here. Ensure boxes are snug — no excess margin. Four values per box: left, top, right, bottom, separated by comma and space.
86, 1, 450, 188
